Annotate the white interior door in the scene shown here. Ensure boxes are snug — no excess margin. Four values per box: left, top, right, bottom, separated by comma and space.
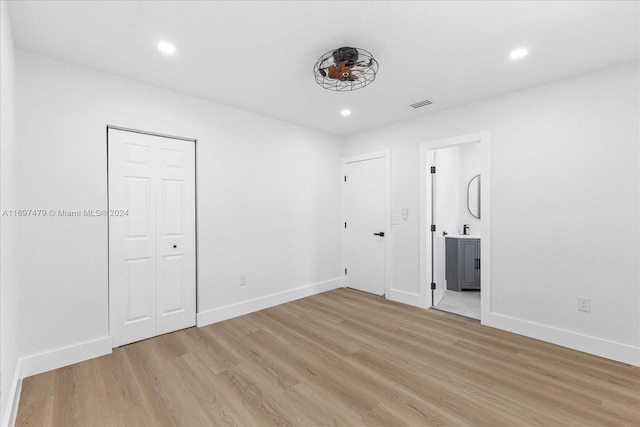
344, 156, 386, 295
431, 152, 447, 306
156, 137, 196, 335
108, 130, 157, 347
109, 128, 196, 347
431, 148, 460, 306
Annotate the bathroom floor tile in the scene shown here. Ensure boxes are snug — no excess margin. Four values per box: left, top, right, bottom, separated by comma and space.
436, 290, 480, 320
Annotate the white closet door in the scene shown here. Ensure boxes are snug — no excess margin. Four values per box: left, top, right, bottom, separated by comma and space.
108, 129, 195, 347
156, 137, 196, 335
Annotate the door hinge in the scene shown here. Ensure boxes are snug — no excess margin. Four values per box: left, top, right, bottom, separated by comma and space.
431, 224, 436, 232
344, 268, 347, 275
344, 175, 347, 182
344, 222, 347, 228
431, 166, 436, 174
431, 282, 436, 290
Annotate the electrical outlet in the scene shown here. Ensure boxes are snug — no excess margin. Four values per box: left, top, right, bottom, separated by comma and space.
239, 274, 248, 286
577, 296, 590, 312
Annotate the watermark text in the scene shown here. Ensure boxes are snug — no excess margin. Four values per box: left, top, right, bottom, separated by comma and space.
2, 209, 129, 217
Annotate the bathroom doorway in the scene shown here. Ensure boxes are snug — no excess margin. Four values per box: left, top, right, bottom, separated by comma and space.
431, 144, 481, 319
419, 132, 490, 322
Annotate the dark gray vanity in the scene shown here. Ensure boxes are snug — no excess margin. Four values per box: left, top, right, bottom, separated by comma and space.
445, 236, 481, 291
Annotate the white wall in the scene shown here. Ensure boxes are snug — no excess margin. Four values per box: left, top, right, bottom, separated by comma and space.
0, 1, 21, 424
14, 52, 342, 370
458, 142, 481, 232
343, 61, 640, 364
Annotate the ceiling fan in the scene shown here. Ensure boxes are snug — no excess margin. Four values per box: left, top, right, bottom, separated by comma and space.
313, 47, 378, 91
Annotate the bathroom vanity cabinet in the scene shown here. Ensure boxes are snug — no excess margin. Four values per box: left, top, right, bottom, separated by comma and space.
445, 237, 480, 291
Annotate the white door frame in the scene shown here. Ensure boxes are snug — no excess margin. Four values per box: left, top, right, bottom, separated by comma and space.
342, 150, 392, 296
106, 125, 198, 344
419, 132, 491, 322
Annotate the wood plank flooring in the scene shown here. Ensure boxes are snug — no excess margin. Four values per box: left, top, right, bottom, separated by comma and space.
16, 288, 640, 426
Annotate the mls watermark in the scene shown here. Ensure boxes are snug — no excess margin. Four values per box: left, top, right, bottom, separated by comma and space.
2, 209, 129, 217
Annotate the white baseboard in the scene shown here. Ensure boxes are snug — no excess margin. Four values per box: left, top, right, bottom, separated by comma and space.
485, 313, 640, 367
3, 336, 112, 427
20, 336, 112, 379
2, 359, 22, 427
386, 288, 422, 308
197, 277, 343, 327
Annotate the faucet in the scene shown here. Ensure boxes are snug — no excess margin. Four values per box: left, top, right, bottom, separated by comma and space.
463, 224, 469, 235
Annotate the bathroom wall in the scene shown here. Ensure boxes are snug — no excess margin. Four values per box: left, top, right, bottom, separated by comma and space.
432, 143, 480, 237
458, 142, 481, 234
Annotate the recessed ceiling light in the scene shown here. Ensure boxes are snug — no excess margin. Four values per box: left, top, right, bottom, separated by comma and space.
157, 41, 176, 55
340, 109, 352, 117
509, 47, 528, 60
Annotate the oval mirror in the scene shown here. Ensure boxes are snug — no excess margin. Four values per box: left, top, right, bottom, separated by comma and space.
467, 174, 481, 219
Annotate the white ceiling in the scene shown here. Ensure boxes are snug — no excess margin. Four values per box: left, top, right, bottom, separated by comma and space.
7, 1, 639, 136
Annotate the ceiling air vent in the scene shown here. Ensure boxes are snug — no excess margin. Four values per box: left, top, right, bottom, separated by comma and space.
410, 99, 433, 109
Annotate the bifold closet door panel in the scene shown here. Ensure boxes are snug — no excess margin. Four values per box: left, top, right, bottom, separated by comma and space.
155, 137, 196, 336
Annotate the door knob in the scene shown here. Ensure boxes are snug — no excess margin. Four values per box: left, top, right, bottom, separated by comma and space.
373, 232, 385, 237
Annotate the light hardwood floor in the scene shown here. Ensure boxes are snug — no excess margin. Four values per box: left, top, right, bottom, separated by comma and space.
16, 288, 640, 426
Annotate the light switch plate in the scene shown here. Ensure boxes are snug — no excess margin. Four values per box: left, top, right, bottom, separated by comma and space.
391, 215, 400, 225
577, 296, 590, 312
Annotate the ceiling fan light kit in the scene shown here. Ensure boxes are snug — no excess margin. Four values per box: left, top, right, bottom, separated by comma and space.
313, 46, 378, 91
